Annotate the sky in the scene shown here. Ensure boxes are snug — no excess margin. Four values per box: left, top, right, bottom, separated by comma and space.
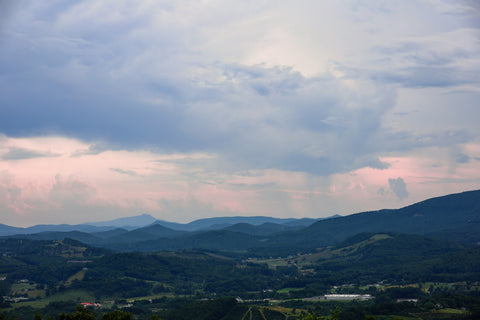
1, 0, 480, 227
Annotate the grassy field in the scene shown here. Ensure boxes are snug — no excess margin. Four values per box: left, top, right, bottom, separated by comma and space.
10, 282, 36, 294
276, 287, 304, 294
249, 234, 395, 270
65, 269, 87, 286
9, 289, 96, 309
411, 309, 469, 320
266, 305, 304, 318
437, 308, 468, 314
126, 292, 191, 303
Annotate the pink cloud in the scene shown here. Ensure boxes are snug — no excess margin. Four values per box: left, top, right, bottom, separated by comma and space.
1, 134, 479, 226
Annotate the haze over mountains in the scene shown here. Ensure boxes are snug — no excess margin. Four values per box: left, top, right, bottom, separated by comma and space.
1, 190, 479, 253
0, 214, 323, 236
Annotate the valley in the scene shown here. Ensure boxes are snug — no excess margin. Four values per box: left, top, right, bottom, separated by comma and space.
0, 190, 479, 319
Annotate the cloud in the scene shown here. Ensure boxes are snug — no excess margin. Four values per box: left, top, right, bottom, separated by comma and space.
388, 177, 409, 200
1, 147, 60, 160
0, 134, 479, 227
0, 170, 23, 214
0, 1, 479, 226
0, 1, 20, 30
0, 1, 478, 179
49, 174, 97, 206
456, 153, 470, 164
0, 54, 398, 175
71, 143, 109, 157
373, 130, 472, 152
157, 196, 228, 223
110, 168, 140, 176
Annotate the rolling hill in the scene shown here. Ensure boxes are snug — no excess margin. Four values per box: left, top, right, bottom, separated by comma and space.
1, 190, 479, 253
265, 189, 480, 249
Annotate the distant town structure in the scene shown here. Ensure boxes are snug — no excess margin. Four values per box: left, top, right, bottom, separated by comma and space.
304, 294, 373, 301
81, 302, 102, 308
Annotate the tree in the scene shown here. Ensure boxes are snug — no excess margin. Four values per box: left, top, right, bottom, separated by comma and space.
59, 306, 96, 320
101, 310, 132, 320
300, 307, 340, 320
301, 313, 323, 320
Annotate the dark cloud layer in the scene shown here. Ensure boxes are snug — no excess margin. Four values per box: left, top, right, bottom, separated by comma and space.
0, 1, 479, 227
0, 0, 479, 177
1, 147, 60, 160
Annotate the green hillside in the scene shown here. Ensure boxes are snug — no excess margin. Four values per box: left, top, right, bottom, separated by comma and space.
266, 189, 480, 249
2, 232, 480, 319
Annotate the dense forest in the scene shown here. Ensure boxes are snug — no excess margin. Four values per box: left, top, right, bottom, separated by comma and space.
1, 232, 479, 319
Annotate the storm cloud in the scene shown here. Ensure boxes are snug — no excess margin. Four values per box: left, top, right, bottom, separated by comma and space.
1, 1, 478, 175
0, 0, 479, 226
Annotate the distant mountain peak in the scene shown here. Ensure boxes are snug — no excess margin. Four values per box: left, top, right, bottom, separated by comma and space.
86, 214, 157, 229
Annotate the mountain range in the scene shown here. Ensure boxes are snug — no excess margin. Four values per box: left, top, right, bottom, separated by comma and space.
1, 189, 479, 253
0, 214, 324, 237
